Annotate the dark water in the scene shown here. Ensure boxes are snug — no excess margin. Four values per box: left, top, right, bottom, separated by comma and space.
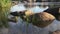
8, 17, 60, 34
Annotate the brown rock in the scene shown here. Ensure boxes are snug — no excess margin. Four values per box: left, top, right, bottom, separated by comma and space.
29, 12, 55, 28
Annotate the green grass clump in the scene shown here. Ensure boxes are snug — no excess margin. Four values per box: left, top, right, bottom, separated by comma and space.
0, 0, 11, 28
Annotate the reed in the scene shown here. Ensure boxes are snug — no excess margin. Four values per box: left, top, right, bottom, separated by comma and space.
0, 0, 11, 28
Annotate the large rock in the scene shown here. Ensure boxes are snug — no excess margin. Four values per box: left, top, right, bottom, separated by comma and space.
27, 12, 55, 28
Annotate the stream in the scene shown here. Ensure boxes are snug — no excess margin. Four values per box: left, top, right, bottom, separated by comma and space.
8, 17, 60, 34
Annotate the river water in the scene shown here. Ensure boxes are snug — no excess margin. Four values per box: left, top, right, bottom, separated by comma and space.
7, 17, 60, 34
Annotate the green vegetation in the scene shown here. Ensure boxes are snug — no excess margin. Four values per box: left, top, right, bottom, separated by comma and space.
0, 0, 11, 28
